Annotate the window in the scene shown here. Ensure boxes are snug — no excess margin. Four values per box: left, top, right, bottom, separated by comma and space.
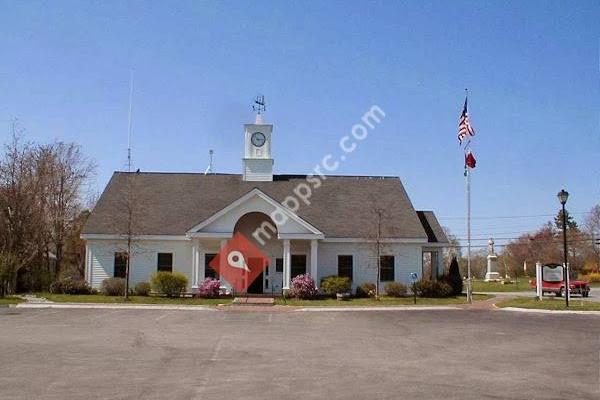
291, 255, 306, 278
157, 253, 173, 272
273, 257, 305, 276
337, 255, 353, 281
205, 253, 217, 279
380, 255, 395, 282
114, 252, 127, 278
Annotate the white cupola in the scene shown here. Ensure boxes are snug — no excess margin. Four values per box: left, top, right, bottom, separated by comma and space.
243, 97, 273, 181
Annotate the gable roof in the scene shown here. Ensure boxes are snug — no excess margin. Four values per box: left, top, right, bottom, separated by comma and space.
416, 211, 449, 244
188, 187, 323, 236
82, 172, 437, 240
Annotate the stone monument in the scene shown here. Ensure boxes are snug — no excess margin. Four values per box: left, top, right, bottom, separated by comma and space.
484, 238, 501, 282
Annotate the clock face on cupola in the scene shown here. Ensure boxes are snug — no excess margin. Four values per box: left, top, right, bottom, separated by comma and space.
243, 96, 274, 182
251, 131, 266, 147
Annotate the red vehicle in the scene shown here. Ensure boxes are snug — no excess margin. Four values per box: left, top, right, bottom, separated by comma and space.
530, 263, 590, 297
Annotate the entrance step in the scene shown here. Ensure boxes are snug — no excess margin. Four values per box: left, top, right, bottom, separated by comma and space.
232, 297, 275, 306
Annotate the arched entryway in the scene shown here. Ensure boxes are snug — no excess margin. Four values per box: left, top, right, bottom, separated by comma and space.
233, 212, 278, 294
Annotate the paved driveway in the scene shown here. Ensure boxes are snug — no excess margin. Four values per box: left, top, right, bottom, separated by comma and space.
0, 308, 598, 400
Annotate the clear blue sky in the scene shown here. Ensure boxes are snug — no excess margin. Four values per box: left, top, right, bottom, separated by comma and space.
1, 0, 599, 248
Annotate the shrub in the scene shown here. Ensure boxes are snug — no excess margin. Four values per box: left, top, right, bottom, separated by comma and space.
414, 279, 453, 298
196, 278, 221, 298
134, 281, 151, 296
445, 256, 463, 296
151, 271, 188, 297
384, 282, 407, 297
356, 282, 376, 298
101, 278, 127, 296
320, 276, 351, 295
49, 277, 93, 295
289, 274, 317, 299
581, 272, 600, 283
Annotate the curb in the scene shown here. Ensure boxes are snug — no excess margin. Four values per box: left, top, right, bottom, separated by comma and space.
295, 306, 460, 312
16, 303, 216, 311
499, 307, 600, 316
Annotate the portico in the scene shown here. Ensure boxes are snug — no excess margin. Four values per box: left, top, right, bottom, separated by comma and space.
186, 188, 323, 293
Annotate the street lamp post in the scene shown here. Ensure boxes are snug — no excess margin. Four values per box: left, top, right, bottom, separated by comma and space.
557, 189, 569, 308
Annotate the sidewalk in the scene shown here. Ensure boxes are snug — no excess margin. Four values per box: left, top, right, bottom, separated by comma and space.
499, 307, 600, 316
296, 305, 460, 312
16, 302, 215, 311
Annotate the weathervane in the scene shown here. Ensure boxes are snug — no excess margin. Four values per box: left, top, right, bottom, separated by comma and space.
252, 94, 266, 115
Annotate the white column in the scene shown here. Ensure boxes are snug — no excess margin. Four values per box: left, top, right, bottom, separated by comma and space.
191, 243, 197, 288
220, 240, 227, 283
283, 239, 291, 290
310, 239, 318, 287
192, 241, 201, 288
197, 243, 205, 283
535, 261, 542, 300
85, 243, 91, 286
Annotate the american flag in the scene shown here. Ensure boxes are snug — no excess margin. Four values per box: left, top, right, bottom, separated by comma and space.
458, 97, 475, 145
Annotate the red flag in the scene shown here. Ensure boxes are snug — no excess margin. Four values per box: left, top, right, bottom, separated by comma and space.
465, 150, 476, 169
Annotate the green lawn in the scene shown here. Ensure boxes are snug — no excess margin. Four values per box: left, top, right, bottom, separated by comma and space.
276, 294, 491, 307
588, 282, 600, 288
497, 297, 600, 311
0, 296, 25, 305
40, 293, 231, 306
471, 280, 533, 292
38, 293, 490, 307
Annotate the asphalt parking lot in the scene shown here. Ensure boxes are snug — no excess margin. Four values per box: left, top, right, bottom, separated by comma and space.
0, 308, 598, 400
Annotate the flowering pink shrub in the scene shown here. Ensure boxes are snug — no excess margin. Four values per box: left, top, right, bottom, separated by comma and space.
196, 278, 221, 298
290, 274, 317, 299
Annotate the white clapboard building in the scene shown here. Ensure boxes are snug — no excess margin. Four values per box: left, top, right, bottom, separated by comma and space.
82, 111, 448, 294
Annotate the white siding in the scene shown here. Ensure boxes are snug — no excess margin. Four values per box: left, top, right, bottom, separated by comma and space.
87, 239, 194, 290
85, 238, 428, 294
243, 159, 273, 181
90, 249, 112, 288
317, 242, 422, 291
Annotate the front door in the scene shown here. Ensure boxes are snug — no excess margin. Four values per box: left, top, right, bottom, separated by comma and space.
246, 257, 266, 294
269, 257, 284, 293
247, 271, 263, 294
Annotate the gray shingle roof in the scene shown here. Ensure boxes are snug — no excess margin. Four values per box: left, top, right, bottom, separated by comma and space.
83, 172, 443, 240
416, 211, 449, 244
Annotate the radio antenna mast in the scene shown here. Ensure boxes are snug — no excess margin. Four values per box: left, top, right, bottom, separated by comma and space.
204, 149, 214, 175
127, 70, 134, 172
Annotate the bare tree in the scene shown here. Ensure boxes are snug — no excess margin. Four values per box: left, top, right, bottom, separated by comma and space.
64, 209, 92, 279
442, 226, 461, 269
104, 171, 149, 299
37, 142, 96, 278
584, 205, 600, 272
0, 128, 44, 293
0, 123, 95, 294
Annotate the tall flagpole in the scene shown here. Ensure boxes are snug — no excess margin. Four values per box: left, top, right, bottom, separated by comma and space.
465, 88, 473, 303
466, 162, 472, 303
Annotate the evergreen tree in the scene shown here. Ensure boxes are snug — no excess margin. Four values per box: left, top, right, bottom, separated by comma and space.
554, 209, 579, 233
446, 256, 463, 296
